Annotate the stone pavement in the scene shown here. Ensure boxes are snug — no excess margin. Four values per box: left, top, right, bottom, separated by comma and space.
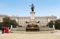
0, 31, 60, 39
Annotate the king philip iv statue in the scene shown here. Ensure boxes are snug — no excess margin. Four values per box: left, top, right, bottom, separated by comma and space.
31, 4, 34, 11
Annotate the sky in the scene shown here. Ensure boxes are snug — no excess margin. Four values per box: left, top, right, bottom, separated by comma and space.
0, 0, 60, 18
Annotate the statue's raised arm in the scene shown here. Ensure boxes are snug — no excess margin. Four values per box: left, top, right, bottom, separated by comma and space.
31, 4, 34, 11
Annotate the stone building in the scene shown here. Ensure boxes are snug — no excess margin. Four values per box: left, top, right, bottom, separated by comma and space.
0, 15, 57, 31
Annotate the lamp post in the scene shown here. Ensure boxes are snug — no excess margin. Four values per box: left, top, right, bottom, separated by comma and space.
10, 25, 13, 33
53, 21, 55, 30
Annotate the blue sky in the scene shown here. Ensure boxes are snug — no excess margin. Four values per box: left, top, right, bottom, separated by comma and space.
0, 0, 60, 18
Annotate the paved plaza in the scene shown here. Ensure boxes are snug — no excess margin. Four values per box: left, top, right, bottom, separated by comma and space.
0, 30, 60, 39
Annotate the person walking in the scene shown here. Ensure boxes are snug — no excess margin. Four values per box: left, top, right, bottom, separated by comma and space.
2, 27, 4, 34
4, 27, 9, 33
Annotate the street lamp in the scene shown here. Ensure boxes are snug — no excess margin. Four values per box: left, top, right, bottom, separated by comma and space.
53, 21, 55, 30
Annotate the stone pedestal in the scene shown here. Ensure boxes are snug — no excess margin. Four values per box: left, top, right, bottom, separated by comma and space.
26, 11, 39, 31
30, 11, 35, 20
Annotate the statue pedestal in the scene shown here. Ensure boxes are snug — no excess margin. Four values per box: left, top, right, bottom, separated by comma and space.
26, 19, 39, 31
26, 24, 39, 31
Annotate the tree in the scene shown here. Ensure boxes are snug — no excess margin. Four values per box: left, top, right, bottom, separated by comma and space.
3, 17, 11, 27
47, 19, 60, 30
11, 20, 18, 28
2, 16, 18, 28
55, 19, 60, 30
0, 22, 3, 27
47, 21, 54, 28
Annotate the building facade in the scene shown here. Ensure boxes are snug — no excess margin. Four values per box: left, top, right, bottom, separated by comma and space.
0, 15, 57, 30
